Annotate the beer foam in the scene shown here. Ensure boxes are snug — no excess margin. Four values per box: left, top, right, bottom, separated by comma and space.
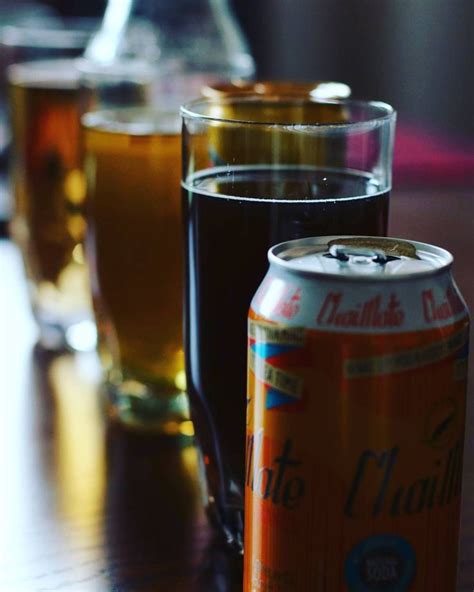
8, 60, 80, 90
82, 108, 181, 136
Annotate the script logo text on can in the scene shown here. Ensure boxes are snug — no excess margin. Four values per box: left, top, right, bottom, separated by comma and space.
245, 236, 469, 592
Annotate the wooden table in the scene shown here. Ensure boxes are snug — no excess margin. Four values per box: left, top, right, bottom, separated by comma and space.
1, 186, 473, 591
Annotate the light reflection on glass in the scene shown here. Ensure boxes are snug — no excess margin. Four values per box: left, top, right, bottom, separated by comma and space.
65, 319, 98, 352
259, 278, 287, 319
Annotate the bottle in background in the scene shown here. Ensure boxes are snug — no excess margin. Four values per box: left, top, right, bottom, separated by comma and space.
80, 0, 256, 110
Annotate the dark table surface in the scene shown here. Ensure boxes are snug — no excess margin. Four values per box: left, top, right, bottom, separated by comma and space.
1, 185, 474, 591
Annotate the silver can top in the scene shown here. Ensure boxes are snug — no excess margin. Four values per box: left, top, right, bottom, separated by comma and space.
270, 236, 453, 280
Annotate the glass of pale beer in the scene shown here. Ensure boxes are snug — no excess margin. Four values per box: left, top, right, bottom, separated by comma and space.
9, 59, 95, 351
82, 108, 188, 431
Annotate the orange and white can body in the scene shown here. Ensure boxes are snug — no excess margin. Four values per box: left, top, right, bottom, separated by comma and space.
245, 236, 469, 592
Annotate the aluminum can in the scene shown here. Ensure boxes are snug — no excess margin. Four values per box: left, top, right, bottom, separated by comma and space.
245, 236, 469, 592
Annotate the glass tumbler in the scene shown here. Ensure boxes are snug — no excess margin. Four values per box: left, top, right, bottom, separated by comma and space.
82, 107, 189, 432
0, 18, 97, 222
9, 59, 96, 351
181, 95, 396, 547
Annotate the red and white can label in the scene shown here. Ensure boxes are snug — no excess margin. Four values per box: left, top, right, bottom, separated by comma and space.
245, 299, 469, 591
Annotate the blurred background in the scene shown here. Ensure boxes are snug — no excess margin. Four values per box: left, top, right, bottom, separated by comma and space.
39, 0, 473, 143
0, 0, 469, 231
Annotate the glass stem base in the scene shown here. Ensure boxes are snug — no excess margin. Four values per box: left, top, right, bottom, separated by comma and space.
103, 379, 190, 434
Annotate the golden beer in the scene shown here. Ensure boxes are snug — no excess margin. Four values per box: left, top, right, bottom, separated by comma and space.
9, 60, 92, 349
202, 94, 351, 169
201, 80, 351, 99
82, 109, 185, 428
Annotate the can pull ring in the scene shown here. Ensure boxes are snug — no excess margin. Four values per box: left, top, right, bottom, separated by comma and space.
327, 244, 399, 266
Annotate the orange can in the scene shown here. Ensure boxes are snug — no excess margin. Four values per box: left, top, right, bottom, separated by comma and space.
245, 236, 469, 592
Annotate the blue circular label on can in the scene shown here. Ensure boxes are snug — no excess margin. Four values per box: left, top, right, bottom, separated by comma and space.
344, 534, 416, 591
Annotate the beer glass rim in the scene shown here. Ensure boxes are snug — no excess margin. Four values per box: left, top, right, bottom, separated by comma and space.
8, 58, 81, 87
201, 80, 352, 100
81, 107, 181, 135
76, 57, 175, 82
181, 96, 395, 130
0, 21, 96, 49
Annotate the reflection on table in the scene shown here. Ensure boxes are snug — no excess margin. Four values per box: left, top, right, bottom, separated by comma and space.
0, 242, 242, 590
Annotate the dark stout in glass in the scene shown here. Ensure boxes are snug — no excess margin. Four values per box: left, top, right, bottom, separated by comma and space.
183, 165, 389, 528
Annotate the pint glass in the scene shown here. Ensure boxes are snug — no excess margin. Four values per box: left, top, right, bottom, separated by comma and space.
82, 108, 188, 431
181, 96, 396, 546
9, 59, 94, 351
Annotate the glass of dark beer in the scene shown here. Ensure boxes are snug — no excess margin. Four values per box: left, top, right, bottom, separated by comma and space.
181, 95, 396, 548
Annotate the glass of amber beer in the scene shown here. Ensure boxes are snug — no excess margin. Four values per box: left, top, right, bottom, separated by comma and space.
181, 95, 396, 547
82, 108, 188, 431
9, 59, 95, 351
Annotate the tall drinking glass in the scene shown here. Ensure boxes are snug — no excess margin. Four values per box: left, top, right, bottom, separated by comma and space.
181, 96, 396, 547
1, 19, 98, 223
82, 108, 188, 431
9, 59, 95, 351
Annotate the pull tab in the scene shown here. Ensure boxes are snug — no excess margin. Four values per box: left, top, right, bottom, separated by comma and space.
325, 244, 400, 266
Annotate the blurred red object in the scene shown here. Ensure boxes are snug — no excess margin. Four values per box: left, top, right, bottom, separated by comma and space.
394, 123, 474, 188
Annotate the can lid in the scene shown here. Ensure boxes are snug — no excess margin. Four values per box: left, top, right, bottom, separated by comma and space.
270, 236, 453, 280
